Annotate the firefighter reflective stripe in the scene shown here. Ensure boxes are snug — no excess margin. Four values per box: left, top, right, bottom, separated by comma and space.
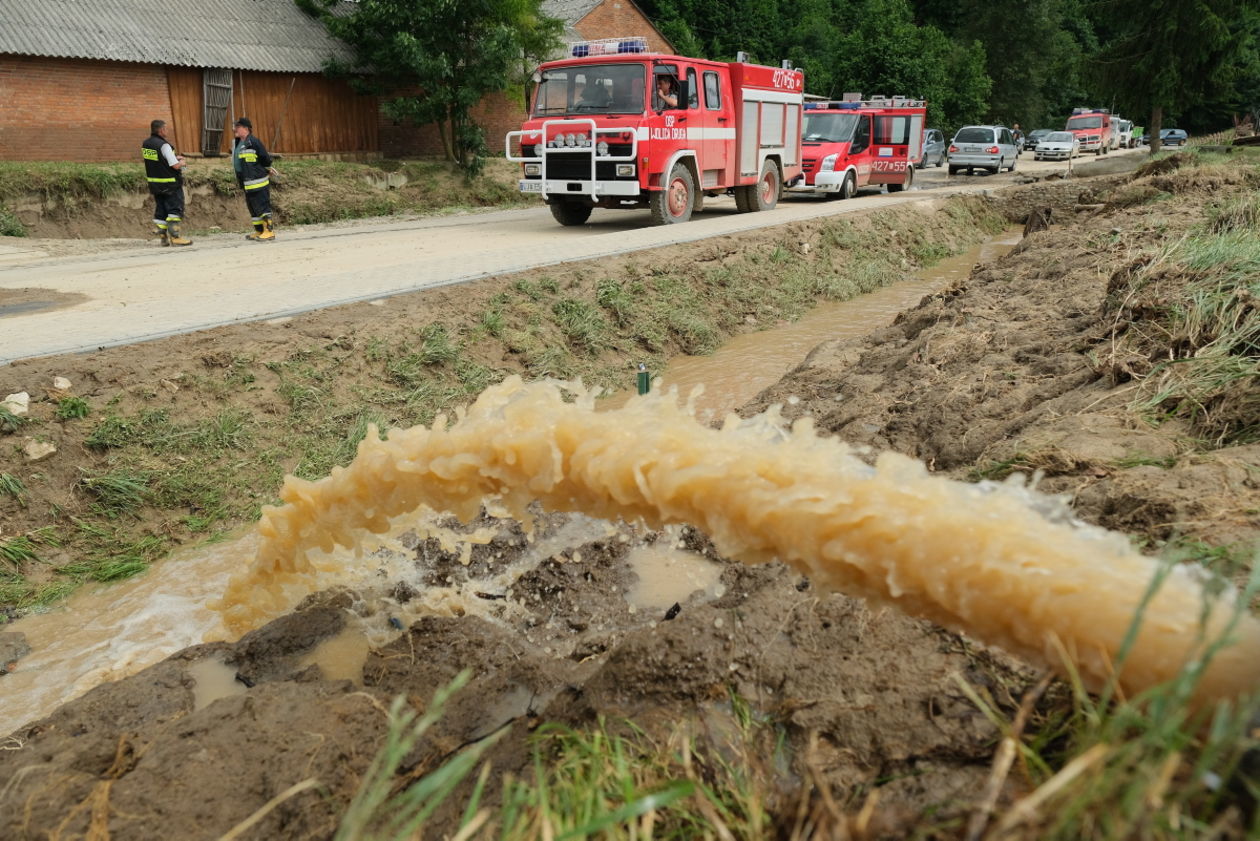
147, 176, 177, 183
244, 176, 269, 190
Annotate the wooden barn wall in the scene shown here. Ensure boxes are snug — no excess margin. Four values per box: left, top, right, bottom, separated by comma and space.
167, 68, 378, 156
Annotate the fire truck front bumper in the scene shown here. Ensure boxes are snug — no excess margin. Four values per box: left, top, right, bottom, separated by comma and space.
785, 172, 844, 194
520, 179, 641, 198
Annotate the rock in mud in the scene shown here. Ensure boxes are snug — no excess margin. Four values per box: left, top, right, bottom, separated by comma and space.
2, 391, 29, 416
21, 437, 56, 462
0, 631, 31, 673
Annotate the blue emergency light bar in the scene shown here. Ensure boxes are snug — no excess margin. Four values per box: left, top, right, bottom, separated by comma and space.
571, 37, 648, 57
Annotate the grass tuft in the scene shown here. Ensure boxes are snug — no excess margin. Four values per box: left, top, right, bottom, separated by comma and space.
55, 396, 91, 420
0, 473, 26, 505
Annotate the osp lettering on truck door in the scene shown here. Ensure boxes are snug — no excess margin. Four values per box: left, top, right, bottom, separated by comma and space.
650, 115, 687, 141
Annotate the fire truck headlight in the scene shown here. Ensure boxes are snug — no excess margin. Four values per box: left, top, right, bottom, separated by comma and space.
564, 133, 577, 147
524, 163, 541, 176
532, 143, 544, 158
616, 164, 635, 177
574, 132, 588, 146
820, 154, 838, 172
596, 141, 610, 156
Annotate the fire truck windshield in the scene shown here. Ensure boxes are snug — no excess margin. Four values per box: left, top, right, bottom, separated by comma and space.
803, 113, 859, 143
533, 64, 645, 116
1068, 116, 1103, 129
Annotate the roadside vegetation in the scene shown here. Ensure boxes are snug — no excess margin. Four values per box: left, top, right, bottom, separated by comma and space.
0, 158, 532, 238
0, 197, 1004, 615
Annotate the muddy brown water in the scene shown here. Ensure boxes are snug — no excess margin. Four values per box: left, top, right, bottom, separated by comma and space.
0, 231, 1022, 737
606, 231, 1022, 422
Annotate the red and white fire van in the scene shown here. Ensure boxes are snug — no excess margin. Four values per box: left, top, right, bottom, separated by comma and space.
786, 97, 925, 198
1066, 108, 1114, 155
506, 39, 804, 226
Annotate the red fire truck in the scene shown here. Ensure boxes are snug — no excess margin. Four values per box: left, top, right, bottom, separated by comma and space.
506, 39, 805, 226
784, 97, 925, 198
1065, 108, 1114, 155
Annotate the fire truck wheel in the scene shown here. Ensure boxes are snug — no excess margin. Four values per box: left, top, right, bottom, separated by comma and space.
650, 165, 695, 224
549, 200, 593, 227
839, 171, 857, 200
753, 160, 781, 211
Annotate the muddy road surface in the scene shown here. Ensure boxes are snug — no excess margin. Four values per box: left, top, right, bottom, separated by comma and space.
0, 150, 1142, 364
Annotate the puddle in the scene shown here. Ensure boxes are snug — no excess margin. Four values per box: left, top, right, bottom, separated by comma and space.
605, 231, 1022, 423
299, 623, 372, 684
625, 542, 726, 611
188, 656, 247, 711
0, 288, 88, 318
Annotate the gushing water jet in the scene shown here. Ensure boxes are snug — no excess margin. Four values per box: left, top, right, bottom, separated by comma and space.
211, 377, 1260, 705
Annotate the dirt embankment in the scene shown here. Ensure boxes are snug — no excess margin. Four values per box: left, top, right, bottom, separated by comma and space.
2, 159, 1257, 839
746, 155, 1260, 559
0, 159, 532, 239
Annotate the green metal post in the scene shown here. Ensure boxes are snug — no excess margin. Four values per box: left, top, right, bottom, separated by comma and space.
636, 362, 650, 395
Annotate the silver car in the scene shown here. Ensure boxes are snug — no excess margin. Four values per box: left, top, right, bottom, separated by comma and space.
948, 125, 1019, 175
1034, 131, 1080, 161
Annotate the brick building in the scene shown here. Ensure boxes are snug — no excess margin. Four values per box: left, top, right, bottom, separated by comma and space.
0, 0, 670, 162
381, 0, 673, 156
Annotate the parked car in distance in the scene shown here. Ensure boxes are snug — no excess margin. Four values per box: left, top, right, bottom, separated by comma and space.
1160, 128, 1189, 146
1023, 128, 1052, 150
948, 125, 1019, 175
916, 128, 946, 168
1034, 131, 1080, 160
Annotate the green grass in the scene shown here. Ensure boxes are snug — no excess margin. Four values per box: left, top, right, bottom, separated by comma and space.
0, 536, 39, 567
960, 560, 1260, 840
0, 472, 26, 504
500, 695, 784, 841
332, 671, 501, 841
78, 470, 150, 517
0, 405, 26, 433
0, 205, 25, 237
1112, 454, 1178, 469
55, 396, 91, 420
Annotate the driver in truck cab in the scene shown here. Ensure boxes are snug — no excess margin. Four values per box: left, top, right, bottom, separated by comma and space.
655, 75, 678, 108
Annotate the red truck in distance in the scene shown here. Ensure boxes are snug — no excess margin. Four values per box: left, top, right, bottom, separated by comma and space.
506, 38, 805, 226
1066, 108, 1114, 155
786, 97, 926, 198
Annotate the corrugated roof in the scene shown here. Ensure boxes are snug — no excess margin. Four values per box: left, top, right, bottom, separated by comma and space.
0, 0, 357, 73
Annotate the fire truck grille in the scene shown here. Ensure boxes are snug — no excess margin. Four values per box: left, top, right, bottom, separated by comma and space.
538, 148, 635, 181
802, 158, 818, 172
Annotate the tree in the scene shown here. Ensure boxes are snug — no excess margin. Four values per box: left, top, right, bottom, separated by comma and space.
1094, 0, 1246, 152
299, 0, 562, 171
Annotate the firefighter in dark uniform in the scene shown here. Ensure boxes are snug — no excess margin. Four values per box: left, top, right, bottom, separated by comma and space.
232, 117, 276, 241
141, 120, 191, 246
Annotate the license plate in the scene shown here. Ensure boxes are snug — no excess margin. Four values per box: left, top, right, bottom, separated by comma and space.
964, 146, 982, 153
520, 180, 542, 193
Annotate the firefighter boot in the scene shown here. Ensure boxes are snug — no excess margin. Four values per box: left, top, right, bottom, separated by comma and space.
166, 222, 193, 247
256, 218, 276, 242
158, 227, 171, 247
245, 221, 265, 241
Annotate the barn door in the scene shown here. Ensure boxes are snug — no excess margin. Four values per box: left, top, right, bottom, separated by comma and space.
202, 69, 233, 156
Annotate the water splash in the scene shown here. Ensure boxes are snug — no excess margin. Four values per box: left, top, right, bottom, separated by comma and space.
213, 377, 1260, 704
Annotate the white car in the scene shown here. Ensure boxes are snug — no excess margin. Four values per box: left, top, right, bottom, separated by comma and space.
1034, 131, 1080, 161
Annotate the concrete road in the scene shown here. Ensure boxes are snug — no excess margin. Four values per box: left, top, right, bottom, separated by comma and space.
0, 149, 1142, 364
